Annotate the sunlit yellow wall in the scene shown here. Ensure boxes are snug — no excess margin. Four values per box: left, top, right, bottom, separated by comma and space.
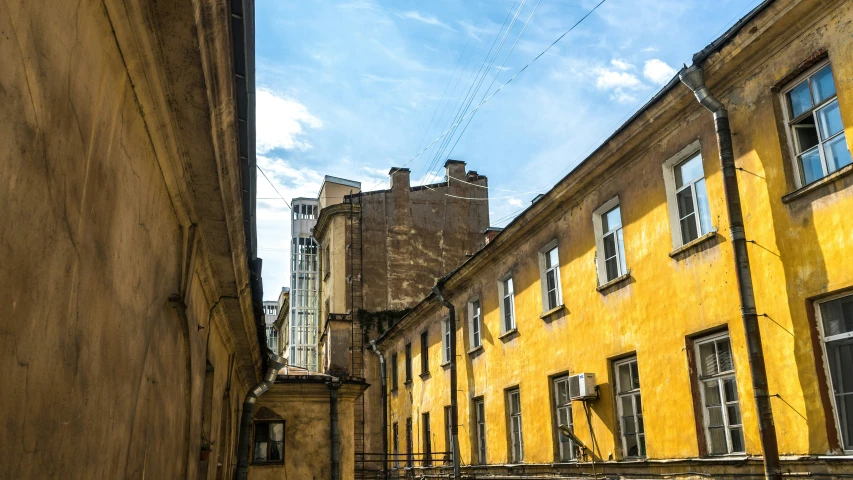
383, 0, 853, 466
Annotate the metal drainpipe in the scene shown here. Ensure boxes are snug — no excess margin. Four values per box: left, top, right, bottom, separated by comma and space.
234, 351, 287, 480
679, 64, 781, 480
368, 341, 389, 480
432, 282, 460, 479
328, 379, 342, 480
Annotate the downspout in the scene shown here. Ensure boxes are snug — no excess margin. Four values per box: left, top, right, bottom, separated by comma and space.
234, 351, 287, 480
328, 379, 342, 480
679, 65, 781, 480
432, 282, 460, 479
368, 341, 389, 480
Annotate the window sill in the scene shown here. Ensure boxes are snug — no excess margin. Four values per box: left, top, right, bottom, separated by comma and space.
596, 272, 631, 292
419, 371, 430, 380
467, 345, 484, 355
540, 304, 566, 319
498, 328, 519, 340
251, 461, 285, 466
390, 388, 398, 394
669, 231, 718, 258
782, 163, 853, 203
441, 361, 451, 369
403, 380, 412, 386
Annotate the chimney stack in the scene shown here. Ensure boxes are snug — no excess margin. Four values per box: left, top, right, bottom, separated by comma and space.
389, 167, 411, 190
484, 227, 503, 244
444, 159, 466, 183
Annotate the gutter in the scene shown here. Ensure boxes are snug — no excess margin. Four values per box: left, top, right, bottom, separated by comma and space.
234, 351, 287, 480
679, 64, 781, 480
368, 341, 389, 480
432, 280, 460, 479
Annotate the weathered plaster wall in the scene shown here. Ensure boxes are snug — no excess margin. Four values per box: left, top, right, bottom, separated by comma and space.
0, 1, 260, 478
249, 381, 362, 480
381, 0, 853, 473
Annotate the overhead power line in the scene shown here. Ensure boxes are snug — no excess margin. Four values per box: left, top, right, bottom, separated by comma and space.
256, 165, 292, 210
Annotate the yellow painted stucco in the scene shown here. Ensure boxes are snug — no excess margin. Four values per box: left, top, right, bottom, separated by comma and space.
380, 0, 853, 473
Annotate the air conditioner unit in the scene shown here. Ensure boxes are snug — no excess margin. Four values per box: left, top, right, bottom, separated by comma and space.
568, 373, 597, 400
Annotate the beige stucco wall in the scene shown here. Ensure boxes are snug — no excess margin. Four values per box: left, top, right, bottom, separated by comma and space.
0, 1, 262, 478
249, 381, 363, 480
381, 0, 853, 472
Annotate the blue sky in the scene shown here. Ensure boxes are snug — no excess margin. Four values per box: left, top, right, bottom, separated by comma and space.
254, 0, 764, 299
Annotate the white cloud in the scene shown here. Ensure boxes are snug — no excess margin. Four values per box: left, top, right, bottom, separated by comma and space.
595, 69, 642, 90
610, 58, 634, 71
397, 11, 456, 31
507, 198, 523, 207
643, 59, 677, 85
256, 88, 322, 154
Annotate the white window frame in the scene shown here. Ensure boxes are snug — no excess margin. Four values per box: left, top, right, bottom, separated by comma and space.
507, 388, 524, 463
498, 274, 516, 333
552, 376, 575, 462
538, 240, 562, 312
662, 140, 714, 249
814, 292, 853, 451
614, 356, 645, 458
468, 298, 482, 348
781, 59, 850, 188
442, 318, 451, 364
694, 332, 744, 455
592, 197, 628, 284
474, 397, 486, 464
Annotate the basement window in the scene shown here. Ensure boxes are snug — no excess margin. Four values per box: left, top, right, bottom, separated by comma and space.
783, 61, 851, 187
694, 333, 744, 455
815, 292, 853, 450
252, 421, 284, 464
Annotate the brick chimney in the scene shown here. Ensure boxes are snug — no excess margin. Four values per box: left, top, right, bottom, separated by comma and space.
389, 167, 411, 190
484, 227, 503, 244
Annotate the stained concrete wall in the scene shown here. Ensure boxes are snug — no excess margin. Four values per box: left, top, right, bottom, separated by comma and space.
380, 0, 853, 475
0, 1, 262, 478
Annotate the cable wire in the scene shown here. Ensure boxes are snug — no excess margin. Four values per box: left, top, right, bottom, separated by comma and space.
256, 165, 292, 210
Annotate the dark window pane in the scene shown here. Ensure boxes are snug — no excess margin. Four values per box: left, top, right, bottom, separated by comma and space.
625, 433, 639, 457
631, 362, 640, 389
730, 427, 745, 453
269, 441, 283, 461
727, 405, 742, 426
603, 233, 617, 258
723, 378, 739, 402
618, 364, 631, 393
709, 427, 727, 454
605, 258, 619, 282
788, 81, 813, 118
622, 415, 636, 435
707, 406, 724, 427
704, 381, 722, 407
680, 216, 699, 244
794, 124, 819, 153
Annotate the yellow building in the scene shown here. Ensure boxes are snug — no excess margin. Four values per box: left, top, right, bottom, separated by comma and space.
377, 0, 853, 477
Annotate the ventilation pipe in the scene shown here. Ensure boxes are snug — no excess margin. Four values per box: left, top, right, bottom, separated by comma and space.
432, 281, 460, 479
679, 64, 781, 480
368, 341, 389, 480
234, 351, 287, 480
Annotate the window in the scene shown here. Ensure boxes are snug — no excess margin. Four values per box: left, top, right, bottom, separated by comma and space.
473, 398, 486, 464
783, 61, 851, 186
405, 343, 412, 383
593, 198, 628, 284
552, 376, 575, 461
816, 293, 853, 450
539, 243, 562, 311
614, 357, 645, 458
422, 413, 432, 466
442, 318, 451, 364
405, 418, 413, 467
507, 388, 524, 463
498, 276, 516, 333
266, 325, 279, 353
252, 421, 284, 463
392, 422, 399, 468
391, 352, 398, 391
469, 299, 482, 348
444, 405, 454, 464
694, 333, 744, 455
674, 153, 713, 244
420, 330, 429, 374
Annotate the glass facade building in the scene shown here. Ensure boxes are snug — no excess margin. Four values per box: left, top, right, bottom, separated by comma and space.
288, 198, 319, 370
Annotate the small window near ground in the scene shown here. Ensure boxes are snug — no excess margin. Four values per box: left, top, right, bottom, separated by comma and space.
469, 299, 482, 348
694, 333, 744, 455
507, 388, 524, 463
498, 275, 516, 333
783, 61, 851, 187
252, 421, 284, 463
614, 357, 646, 458
552, 376, 575, 462
405, 418, 413, 467
392, 422, 399, 468
816, 293, 853, 450
474, 398, 486, 464
444, 405, 454, 464
422, 412, 432, 466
